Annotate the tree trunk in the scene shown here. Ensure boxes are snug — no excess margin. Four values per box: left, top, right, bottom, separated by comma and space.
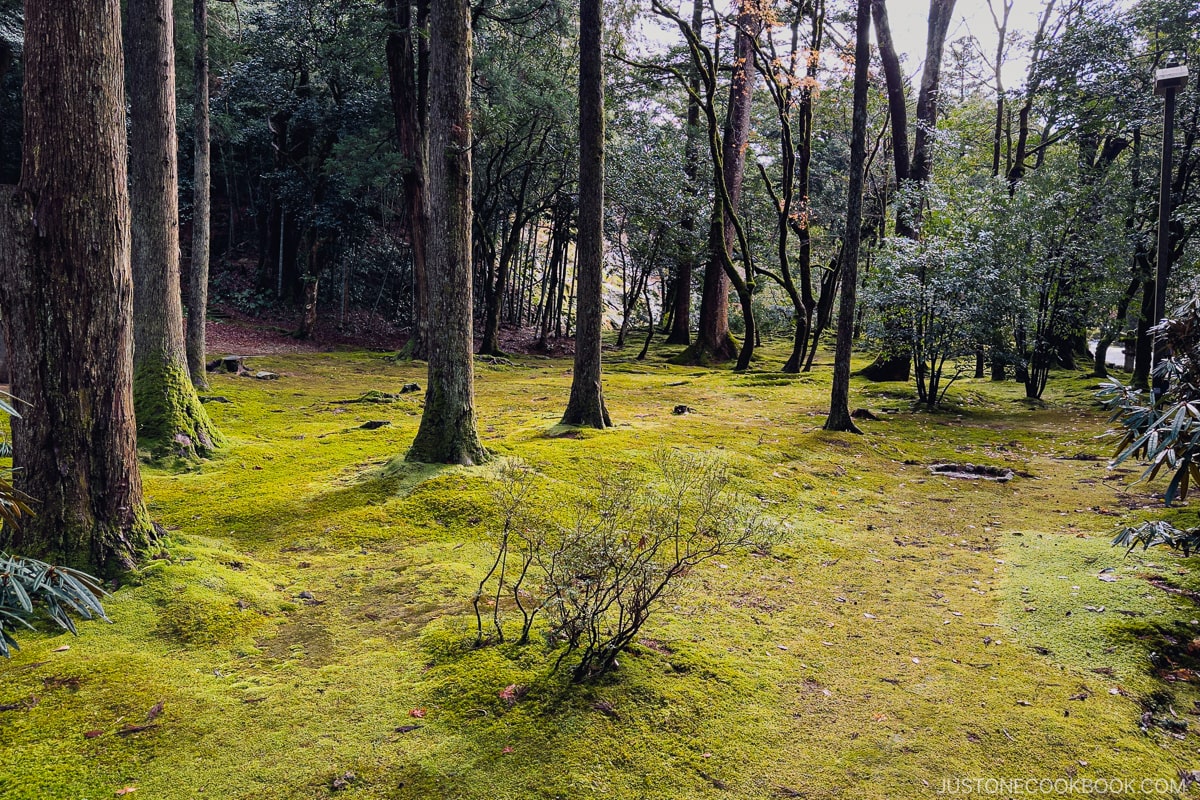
406, 0, 487, 465
861, 0, 954, 384
563, 0, 611, 429
871, 0, 910, 221
0, 0, 155, 573
825, 0, 870, 434
722, 4, 760, 372
187, 0, 211, 391
909, 0, 956, 187
1132, 272, 1154, 390
387, 0, 430, 361
666, 0, 705, 348
128, 0, 220, 459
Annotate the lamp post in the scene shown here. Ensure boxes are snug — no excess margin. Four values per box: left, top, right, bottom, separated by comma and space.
1152, 60, 1188, 405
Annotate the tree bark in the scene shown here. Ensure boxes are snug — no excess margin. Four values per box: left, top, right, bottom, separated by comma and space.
187, 0, 211, 390
908, 0, 956, 187
562, 0, 611, 428
861, 0, 954, 383
128, 0, 220, 459
387, 0, 430, 361
406, 0, 487, 465
0, 0, 154, 573
666, 0, 705, 348
825, 0, 870, 434
722, 3, 760, 372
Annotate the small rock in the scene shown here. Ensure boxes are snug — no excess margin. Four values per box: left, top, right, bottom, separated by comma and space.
253, 371, 279, 380
672, 405, 693, 415
331, 771, 355, 791
199, 395, 232, 404
851, 408, 881, 421
359, 420, 390, 430
400, 383, 421, 394
217, 355, 245, 374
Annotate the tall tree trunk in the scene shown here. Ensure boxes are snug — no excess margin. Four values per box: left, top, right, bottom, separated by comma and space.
563, 0, 611, 428
722, 3, 760, 372
908, 0, 956, 187
825, 0, 870, 434
0, 0, 155, 573
187, 0, 211, 390
406, 0, 486, 465
861, 0, 954, 383
128, 0, 220, 459
387, 0, 430, 361
666, 0, 705, 347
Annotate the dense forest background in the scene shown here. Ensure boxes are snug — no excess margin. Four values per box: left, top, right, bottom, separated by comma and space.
3, 0, 1194, 401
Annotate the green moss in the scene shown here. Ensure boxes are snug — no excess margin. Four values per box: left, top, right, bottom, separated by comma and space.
1, 341, 1196, 799
134, 355, 224, 459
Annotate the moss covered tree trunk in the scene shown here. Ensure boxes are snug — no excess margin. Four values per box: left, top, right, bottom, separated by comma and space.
0, 0, 155, 574
562, 0, 612, 429
187, 0, 211, 390
128, 0, 220, 458
406, 0, 487, 466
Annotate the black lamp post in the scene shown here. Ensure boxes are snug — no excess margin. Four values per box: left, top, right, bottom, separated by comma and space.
1152, 60, 1188, 404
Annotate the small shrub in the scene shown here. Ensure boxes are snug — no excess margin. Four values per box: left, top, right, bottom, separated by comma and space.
475, 451, 785, 682
1102, 298, 1200, 553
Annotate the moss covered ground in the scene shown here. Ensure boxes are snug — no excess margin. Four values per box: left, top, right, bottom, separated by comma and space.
3, 339, 1200, 799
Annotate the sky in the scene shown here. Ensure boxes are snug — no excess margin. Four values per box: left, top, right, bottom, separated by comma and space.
640, 0, 1054, 90
883, 0, 1046, 86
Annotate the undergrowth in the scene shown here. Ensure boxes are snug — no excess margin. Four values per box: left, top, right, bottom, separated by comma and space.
0, 339, 1196, 799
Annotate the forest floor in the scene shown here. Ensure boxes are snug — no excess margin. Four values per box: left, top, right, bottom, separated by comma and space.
2, 335, 1199, 799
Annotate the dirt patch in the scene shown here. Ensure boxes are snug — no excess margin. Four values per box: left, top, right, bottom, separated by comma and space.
929, 463, 1015, 481
258, 615, 337, 666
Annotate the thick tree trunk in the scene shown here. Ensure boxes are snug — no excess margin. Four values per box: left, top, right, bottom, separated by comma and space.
387, 0, 430, 361
128, 0, 219, 459
406, 0, 487, 465
825, 0, 870, 434
187, 0, 211, 390
0, 0, 154, 573
723, 5, 759, 372
562, 0, 611, 428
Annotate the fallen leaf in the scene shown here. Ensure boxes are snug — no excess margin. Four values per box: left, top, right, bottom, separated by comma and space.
145, 700, 165, 722
84, 729, 104, 739
394, 724, 421, 734
409, 708, 426, 718
498, 684, 527, 706
115, 789, 138, 796
501, 746, 514, 755
116, 724, 159, 736
52, 645, 70, 653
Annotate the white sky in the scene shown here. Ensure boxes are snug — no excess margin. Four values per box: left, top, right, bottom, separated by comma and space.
883, 0, 1046, 87
640, 0, 1053, 90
